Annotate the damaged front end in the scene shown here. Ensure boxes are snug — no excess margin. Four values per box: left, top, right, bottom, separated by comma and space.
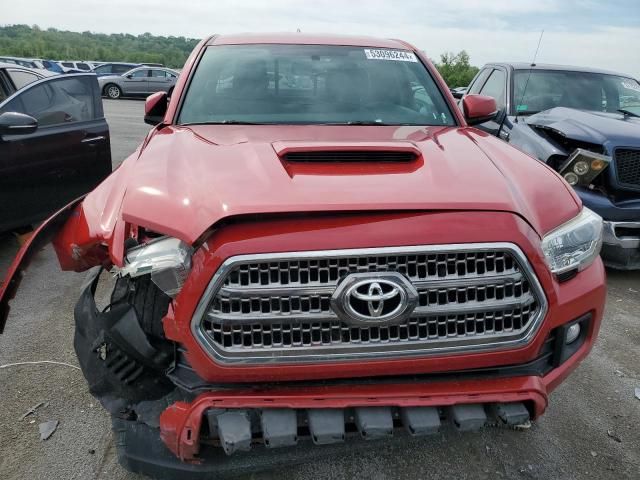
71, 240, 547, 480
509, 112, 640, 269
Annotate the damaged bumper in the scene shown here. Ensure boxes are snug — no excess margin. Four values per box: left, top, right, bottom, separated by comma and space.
576, 188, 640, 269
160, 380, 545, 462
70, 260, 600, 475
601, 220, 640, 269
158, 311, 593, 465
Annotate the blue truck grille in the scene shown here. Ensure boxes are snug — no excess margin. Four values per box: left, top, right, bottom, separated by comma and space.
615, 148, 640, 188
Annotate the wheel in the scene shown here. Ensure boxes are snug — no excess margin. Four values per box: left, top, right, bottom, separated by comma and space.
104, 84, 122, 99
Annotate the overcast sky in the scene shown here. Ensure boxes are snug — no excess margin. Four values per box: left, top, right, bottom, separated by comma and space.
4, 0, 640, 77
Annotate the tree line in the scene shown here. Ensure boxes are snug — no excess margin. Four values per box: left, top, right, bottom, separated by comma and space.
0, 24, 479, 86
0, 24, 198, 68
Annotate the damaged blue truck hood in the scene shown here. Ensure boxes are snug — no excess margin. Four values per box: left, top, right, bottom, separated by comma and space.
525, 107, 640, 147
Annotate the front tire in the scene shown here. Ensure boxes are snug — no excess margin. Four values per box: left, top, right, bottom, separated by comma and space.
104, 84, 122, 99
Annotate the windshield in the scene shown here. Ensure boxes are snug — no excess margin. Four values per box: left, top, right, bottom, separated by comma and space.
513, 70, 640, 115
178, 45, 455, 126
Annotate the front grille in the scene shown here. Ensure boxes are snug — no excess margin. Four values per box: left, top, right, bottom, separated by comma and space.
192, 244, 547, 364
615, 148, 640, 188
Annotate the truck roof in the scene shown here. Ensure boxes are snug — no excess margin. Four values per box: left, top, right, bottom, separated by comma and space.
486, 62, 634, 79
207, 32, 414, 50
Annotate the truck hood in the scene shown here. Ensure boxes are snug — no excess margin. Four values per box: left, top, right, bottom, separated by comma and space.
525, 107, 640, 146
100, 124, 579, 246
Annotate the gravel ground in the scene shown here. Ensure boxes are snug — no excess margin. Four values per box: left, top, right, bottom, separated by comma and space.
0, 99, 639, 480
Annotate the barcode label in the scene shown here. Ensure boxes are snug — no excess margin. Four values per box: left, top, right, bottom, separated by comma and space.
364, 49, 418, 62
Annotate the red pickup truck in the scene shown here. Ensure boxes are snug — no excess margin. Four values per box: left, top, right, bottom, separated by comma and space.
0, 33, 606, 479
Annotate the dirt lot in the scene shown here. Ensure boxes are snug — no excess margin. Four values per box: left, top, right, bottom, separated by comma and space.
0, 99, 639, 480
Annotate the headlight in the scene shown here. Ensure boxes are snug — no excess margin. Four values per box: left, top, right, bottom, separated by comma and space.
559, 148, 611, 187
573, 160, 589, 175
563, 172, 579, 186
119, 237, 192, 297
541, 208, 603, 275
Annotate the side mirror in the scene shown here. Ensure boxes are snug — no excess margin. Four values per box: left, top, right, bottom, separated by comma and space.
452, 90, 465, 100
0, 112, 38, 136
144, 91, 168, 126
126, 74, 133, 79
462, 94, 498, 126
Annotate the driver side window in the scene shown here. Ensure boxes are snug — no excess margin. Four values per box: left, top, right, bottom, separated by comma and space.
479, 69, 507, 110
0, 76, 96, 127
467, 68, 492, 95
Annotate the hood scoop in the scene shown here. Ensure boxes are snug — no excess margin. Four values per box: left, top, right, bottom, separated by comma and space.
272, 141, 420, 163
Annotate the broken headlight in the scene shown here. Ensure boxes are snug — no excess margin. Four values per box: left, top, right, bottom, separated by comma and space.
559, 148, 611, 187
118, 237, 192, 297
541, 208, 603, 275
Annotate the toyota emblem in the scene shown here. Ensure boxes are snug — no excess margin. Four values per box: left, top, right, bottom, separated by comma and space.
331, 272, 418, 326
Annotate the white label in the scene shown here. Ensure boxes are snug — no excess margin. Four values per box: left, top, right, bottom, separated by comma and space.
364, 49, 418, 62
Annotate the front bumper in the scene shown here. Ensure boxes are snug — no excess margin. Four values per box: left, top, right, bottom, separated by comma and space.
157, 306, 596, 463
576, 188, 640, 269
601, 220, 640, 269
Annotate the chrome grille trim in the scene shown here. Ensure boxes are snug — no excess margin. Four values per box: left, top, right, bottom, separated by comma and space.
191, 243, 548, 364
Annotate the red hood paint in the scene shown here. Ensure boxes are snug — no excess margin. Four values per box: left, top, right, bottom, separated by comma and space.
106, 124, 580, 247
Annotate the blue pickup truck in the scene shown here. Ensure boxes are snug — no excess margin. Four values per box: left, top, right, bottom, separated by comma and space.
462, 63, 640, 269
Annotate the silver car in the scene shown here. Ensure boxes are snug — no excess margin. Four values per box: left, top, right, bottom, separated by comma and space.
98, 66, 179, 99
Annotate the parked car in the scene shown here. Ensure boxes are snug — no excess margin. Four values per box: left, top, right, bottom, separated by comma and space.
0, 61, 56, 98
92, 62, 141, 77
0, 72, 111, 231
0, 56, 41, 69
57, 60, 95, 73
40, 59, 65, 74
463, 63, 640, 269
98, 66, 178, 99
0, 34, 606, 478
451, 86, 468, 99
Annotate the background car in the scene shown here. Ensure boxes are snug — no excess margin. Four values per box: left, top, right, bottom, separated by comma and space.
0, 56, 41, 69
451, 86, 468, 99
0, 73, 111, 231
463, 62, 640, 269
40, 59, 65, 73
91, 62, 141, 77
0, 61, 56, 99
57, 60, 94, 73
98, 66, 178, 99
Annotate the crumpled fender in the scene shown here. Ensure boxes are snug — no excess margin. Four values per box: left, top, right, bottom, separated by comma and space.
0, 151, 142, 333
0, 199, 84, 333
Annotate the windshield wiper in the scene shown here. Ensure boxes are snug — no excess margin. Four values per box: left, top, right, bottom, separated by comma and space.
182, 120, 265, 126
617, 109, 640, 118
345, 121, 395, 126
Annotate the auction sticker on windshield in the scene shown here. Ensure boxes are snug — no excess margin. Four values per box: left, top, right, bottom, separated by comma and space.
364, 49, 418, 62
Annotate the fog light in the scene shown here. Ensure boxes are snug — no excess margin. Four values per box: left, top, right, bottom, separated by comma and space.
566, 323, 581, 344
573, 160, 589, 175
564, 172, 579, 186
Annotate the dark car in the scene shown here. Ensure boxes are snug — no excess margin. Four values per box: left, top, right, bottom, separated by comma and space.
41, 60, 65, 74
92, 62, 142, 77
464, 63, 640, 269
0, 62, 56, 98
0, 73, 111, 231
